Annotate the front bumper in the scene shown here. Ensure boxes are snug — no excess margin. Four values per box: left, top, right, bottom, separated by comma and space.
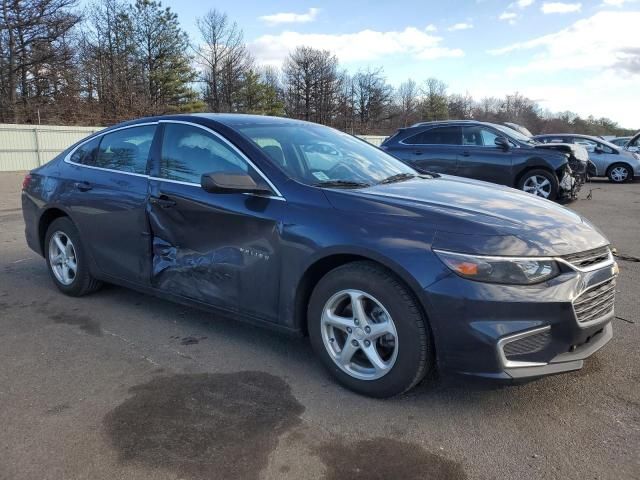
423, 254, 617, 380
559, 163, 587, 199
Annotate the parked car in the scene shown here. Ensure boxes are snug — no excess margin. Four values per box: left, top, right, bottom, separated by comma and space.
22, 114, 617, 397
625, 132, 640, 153
610, 136, 632, 148
380, 120, 588, 201
503, 122, 533, 138
533, 133, 640, 183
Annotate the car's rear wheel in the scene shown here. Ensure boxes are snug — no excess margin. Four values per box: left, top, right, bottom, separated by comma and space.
45, 217, 102, 296
308, 261, 432, 397
607, 163, 632, 183
518, 169, 558, 200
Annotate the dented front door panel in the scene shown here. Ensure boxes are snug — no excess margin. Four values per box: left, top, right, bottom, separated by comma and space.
147, 179, 283, 322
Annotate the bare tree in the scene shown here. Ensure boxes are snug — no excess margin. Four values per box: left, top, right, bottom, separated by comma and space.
447, 92, 474, 120
195, 9, 251, 112
352, 67, 393, 134
282, 46, 340, 124
80, 0, 141, 123
420, 77, 448, 121
397, 79, 418, 127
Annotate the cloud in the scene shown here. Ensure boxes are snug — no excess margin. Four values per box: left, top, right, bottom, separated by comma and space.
425, 24, 438, 32
447, 22, 473, 31
250, 27, 464, 65
259, 7, 319, 25
614, 47, 640, 74
468, 71, 638, 127
541, 2, 582, 13
600, 0, 633, 5
488, 11, 640, 77
499, 11, 519, 23
500, 0, 534, 24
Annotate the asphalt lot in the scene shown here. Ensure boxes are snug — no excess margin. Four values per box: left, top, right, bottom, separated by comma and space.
0, 171, 638, 480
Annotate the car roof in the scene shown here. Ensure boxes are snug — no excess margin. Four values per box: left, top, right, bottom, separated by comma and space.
110, 113, 320, 131
188, 113, 314, 128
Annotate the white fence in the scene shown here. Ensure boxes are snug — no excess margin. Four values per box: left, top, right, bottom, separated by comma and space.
356, 135, 388, 147
0, 124, 388, 172
0, 124, 103, 171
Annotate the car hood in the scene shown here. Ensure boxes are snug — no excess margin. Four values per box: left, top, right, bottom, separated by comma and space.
324, 175, 609, 256
532, 142, 589, 162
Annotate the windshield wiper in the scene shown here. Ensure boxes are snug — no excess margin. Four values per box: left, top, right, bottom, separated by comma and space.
314, 180, 371, 189
377, 173, 417, 185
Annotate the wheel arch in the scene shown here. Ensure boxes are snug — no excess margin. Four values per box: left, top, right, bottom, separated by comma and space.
606, 161, 634, 180
514, 164, 557, 189
292, 248, 431, 339
38, 207, 72, 256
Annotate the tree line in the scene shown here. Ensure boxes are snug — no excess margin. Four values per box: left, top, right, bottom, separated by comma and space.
1, 0, 635, 136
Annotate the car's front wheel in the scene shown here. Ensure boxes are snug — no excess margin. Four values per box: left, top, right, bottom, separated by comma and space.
518, 169, 558, 200
607, 163, 632, 183
45, 217, 102, 296
308, 261, 432, 397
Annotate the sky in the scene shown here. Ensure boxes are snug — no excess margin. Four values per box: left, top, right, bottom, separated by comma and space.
156, 0, 638, 128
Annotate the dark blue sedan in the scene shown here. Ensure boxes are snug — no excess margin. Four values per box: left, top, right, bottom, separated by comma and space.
21, 114, 617, 397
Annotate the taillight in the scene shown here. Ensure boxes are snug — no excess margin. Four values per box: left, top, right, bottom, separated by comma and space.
22, 173, 32, 190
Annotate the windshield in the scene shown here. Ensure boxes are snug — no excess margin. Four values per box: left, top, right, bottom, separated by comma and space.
492, 124, 538, 145
238, 123, 417, 188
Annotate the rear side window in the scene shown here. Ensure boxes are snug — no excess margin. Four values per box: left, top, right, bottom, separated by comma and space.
160, 123, 248, 184
70, 137, 100, 165
404, 126, 461, 145
91, 126, 156, 174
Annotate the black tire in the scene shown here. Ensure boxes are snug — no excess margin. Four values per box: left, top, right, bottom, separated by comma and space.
308, 261, 432, 398
44, 217, 102, 296
517, 169, 558, 200
607, 163, 632, 183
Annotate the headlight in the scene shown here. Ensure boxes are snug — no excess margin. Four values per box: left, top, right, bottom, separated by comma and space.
434, 250, 560, 285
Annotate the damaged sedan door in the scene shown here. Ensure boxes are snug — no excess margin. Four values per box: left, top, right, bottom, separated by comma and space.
147, 121, 284, 321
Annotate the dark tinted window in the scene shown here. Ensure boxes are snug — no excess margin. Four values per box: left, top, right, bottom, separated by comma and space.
160, 123, 248, 184
404, 126, 461, 145
70, 137, 100, 165
92, 126, 156, 174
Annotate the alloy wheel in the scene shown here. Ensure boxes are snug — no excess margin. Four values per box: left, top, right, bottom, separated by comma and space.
49, 231, 78, 286
522, 175, 552, 198
320, 289, 398, 381
610, 166, 629, 182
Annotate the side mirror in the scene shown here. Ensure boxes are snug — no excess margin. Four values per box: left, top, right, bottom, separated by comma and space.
494, 136, 510, 150
201, 171, 272, 195
594, 146, 604, 154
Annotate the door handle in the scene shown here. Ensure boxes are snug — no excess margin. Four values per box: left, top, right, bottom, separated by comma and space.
462, 151, 471, 157
149, 195, 177, 208
414, 151, 423, 155
74, 181, 92, 192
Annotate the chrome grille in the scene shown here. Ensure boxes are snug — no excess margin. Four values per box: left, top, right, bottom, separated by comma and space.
562, 246, 611, 270
503, 330, 552, 358
573, 278, 616, 324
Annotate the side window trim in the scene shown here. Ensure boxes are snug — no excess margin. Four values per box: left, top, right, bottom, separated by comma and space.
63, 122, 159, 179
156, 119, 284, 199
63, 120, 285, 201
